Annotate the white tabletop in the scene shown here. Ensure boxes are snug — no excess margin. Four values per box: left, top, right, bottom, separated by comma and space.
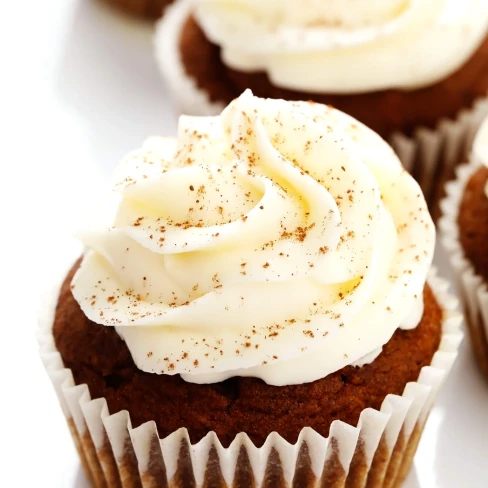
2, 1, 487, 486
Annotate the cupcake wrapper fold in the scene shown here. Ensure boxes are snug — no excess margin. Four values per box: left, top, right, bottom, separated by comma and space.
390, 98, 488, 215
155, 0, 226, 117
155, 0, 488, 214
39, 267, 462, 488
440, 162, 488, 380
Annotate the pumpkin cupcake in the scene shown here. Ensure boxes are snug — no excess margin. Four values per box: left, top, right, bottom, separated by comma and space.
40, 92, 461, 487
156, 0, 488, 209
440, 116, 488, 381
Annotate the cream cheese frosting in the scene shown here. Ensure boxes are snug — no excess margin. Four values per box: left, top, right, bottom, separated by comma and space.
194, 0, 488, 94
72, 91, 435, 386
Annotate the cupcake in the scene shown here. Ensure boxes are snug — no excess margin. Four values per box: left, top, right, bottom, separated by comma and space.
440, 117, 488, 380
40, 92, 461, 487
155, 0, 488, 209
99, 0, 172, 19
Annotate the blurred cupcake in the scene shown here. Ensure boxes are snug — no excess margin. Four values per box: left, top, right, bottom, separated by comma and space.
99, 0, 172, 19
40, 92, 461, 487
440, 117, 488, 380
156, 0, 488, 208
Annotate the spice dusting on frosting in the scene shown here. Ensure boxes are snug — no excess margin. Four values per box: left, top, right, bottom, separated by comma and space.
72, 91, 434, 386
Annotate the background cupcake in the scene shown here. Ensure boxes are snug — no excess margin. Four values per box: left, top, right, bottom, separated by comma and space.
156, 0, 488, 210
41, 92, 461, 487
441, 117, 488, 380
99, 0, 173, 19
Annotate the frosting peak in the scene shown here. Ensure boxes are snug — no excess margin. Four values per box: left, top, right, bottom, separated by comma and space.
195, 0, 488, 93
72, 91, 435, 386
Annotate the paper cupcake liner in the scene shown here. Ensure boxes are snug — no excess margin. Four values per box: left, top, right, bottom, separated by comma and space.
39, 265, 461, 488
155, 0, 226, 117
439, 161, 488, 380
154, 0, 488, 214
390, 97, 488, 217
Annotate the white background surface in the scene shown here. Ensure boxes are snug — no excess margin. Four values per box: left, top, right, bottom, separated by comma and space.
1, 1, 487, 486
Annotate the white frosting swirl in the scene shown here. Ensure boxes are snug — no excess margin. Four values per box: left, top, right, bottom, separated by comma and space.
72, 91, 435, 386
195, 0, 488, 93
473, 116, 488, 197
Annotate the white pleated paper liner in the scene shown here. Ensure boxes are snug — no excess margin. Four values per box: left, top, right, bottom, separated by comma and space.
390, 97, 488, 215
439, 160, 488, 380
155, 0, 226, 117
38, 265, 462, 488
154, 0, 488, 213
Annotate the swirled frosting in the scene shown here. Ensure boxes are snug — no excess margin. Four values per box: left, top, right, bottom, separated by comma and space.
72, 91, 435, 386
195, 0, 488, 93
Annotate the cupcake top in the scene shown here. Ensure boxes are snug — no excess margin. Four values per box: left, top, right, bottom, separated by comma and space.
72, 91, 435, 386
195, 0, 488, 93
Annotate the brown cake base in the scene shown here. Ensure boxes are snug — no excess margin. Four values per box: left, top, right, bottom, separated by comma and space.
179, 16, 488, 140
53, 261, 442, 447
98, 0, 172, 19
458, 165, 488, 378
